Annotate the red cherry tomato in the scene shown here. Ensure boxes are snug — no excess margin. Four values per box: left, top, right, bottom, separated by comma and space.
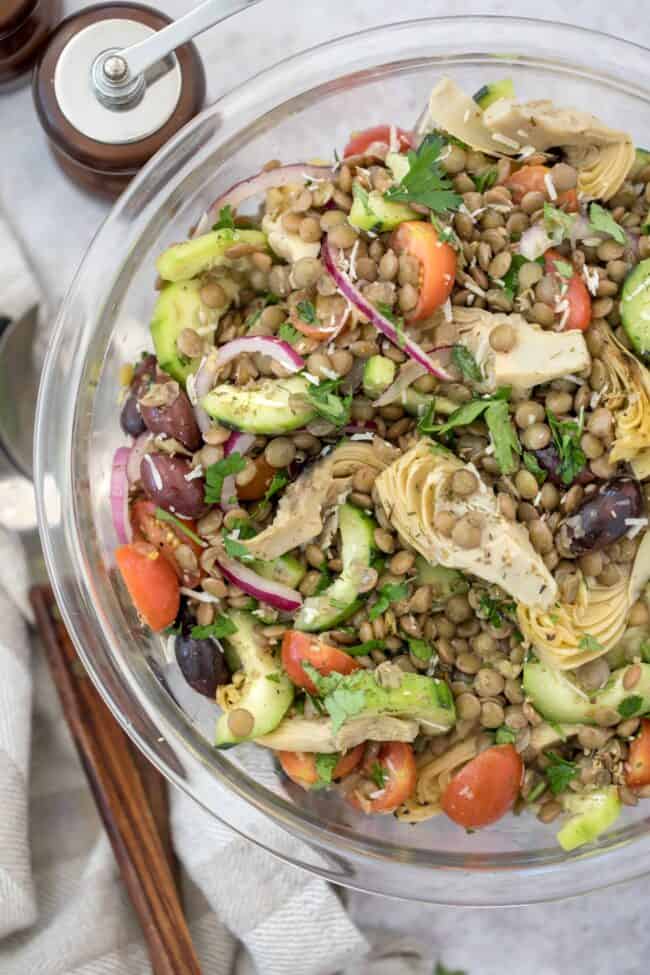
506, 165, 579, 212
392, 221, 457, 322
115, 541, 180, 632
281, 631, 361, 695
344, 125, 413, 158
626, 719, 650, 788
545, 249, 592, 332
236, 456, 275, 502
348, 742, 417, 814
441, 745, 523, 829
289, 296, 349, 341
131, 499, 201, 588
278, 745, 365, 789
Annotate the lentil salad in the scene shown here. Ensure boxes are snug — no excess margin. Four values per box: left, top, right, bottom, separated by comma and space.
112, 78, 650, 849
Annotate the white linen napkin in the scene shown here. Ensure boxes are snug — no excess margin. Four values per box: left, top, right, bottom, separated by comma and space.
0, 212, 431, 974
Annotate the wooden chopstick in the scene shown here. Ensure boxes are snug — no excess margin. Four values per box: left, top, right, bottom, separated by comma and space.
30, 586, 201, 975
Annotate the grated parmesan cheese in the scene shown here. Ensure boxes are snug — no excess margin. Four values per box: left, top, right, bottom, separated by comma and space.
544, 172, 558, 201
491, 132, 520, 150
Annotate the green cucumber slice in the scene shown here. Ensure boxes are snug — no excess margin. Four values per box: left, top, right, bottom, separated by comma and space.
473, 78, 515, 110
349, 183, 418, 233
556, 788, 621, 852
157, 229, 267, 283
523, 659, 650, 724
415, 556, 469, 602
362, 355, 396, 399
252, 554, 306, 590
621, 258, 650, 360
202, 375, 316, 434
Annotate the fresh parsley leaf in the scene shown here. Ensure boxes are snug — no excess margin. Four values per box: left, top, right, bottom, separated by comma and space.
408, 638, 434, 662
345, 639, 386, 656
545, 751, 578, 795
278, 322, 301, 345
204, 452, 247, 504
370, 762, 388, 789
430, 213, 461, 248
222, 534, 254, 562
501, 253, 528, 300
589, 202, 627, 245
479, 594, 516, 629
265, 672, 281, 683
302, 664, 367, 733
421, 387, 512, 438
474, 166, 497, 193
315, 752, 339, 785
579, 634, 604, 653
547, 409, 586, 486
164, 621, 182, 636
297, 299, 317, 325
377, 301, 406, 348
543, 202, 575, 244
306, 377, 352, 427
618, 695, 644, 718
369, 582, 409, 621
264, 469, 289, 502
190, 616, 237, 639
523, 451, 547, 485
154, 507, 204, 547
553, 259, 575, 280
384, 134, 462, 214
485, 398, 521, 474
526, 781, 547, 804
212, 204, 235, 231
495, 726, 517, 745
451, 345, 482, 383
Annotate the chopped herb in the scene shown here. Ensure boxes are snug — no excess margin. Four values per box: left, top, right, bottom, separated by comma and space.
451, 345, 482, 383
314, 561, 333, 595
522, 451, 547, 485
302, 664, 367, 733
430, 213, 461, 248
265, 672, 281, 683
278, 322, 301, 345
369, 582, 409, 621
345, 639, 386, 656
204, 452, 247, 504
485, 398, 521, 475
435, 963, 467, 975
579, 634, 604, 653
547, 409, 586, 486
370, 762, 388, 789
495, 726, 517, 745
377, 301, 406, 347
479, 594, 516, 629
297, 299, 317, 325
502, 254, 528, 300
306, 377, 352, 427
212, 204, 235, 231
190, 616, 237, 640
553, 259, 575, 280
164, 621, 182, 636
384, 134, 462, 214
408, 638, 434, 662
420, 386, 511, 437
543, 202, 575, 243
222, 533, 254, 562
526, 781, 547, 804
618, 695, 644, 718
640, 640, 650, 664
227, 517, 257, 540
315, 753, 339, 785
589, 202, 627, 245
545, 751, 578, 795
548, 719, 567, 741
154, 507, 204, 547
474, 166, 498, 193
264, 469, 289, 502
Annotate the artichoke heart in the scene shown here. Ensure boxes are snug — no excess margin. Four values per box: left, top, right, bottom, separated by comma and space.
518, 532, 650, 669
422, 78, 634, 201
374, 440, 557, 609
599, 327, 650, 479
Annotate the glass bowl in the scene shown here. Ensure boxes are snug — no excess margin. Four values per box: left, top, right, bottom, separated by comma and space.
35, 16, 650, 905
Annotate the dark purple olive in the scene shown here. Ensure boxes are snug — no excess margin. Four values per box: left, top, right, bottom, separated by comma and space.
534, 445, 594, 487
139, 388, 202, 451
175, 635, 231, 696
120, 394, 146, 436
134, 354, 158, 387
560, 478, 643, 555
140, 453, 207, 518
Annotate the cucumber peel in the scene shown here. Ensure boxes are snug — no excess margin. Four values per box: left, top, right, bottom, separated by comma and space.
157, 229, 267, 283
557, 787, 621, 852
202, 375, 316, 434
523, 659, 650, 724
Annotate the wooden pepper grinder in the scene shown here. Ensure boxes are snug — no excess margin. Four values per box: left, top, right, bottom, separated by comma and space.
32, 0, 261, 199
0, 0, 61, 88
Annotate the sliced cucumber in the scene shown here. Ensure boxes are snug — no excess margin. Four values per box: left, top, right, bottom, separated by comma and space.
202, 375, 315, 434
215, 611, 294, 747
157, 229, 267, 283
150, 280, 204, 384
473, 78, 515, 110
400, 389, 457, 418
252, 553, 306, 590
295, 503, 375, 632
621, 258, 650, 360
349, 183, 419, 233
415, 556, 469, 602
523, 659, 650, 724
556, 787, 621, 852
362, 355, 396, 399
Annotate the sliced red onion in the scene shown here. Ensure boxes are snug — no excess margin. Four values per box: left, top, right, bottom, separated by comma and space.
111, 447, 132, 545
374, 360, 427, 407
193, 164, 333, 236
519, 223, 553, 261
221, 431, 256, 511
190, 354, 221, 434
126, 432, 153, 484
322, 238, 453, 380
343, 421, 378, 434
217, 550, 302, 613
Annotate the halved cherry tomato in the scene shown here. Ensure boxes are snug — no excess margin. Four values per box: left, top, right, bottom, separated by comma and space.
392, 221, 457, 322
626, 719, 650, 788
281, 630, 361, 695
289, 296, 348, 341
545, 249, 592, 332
131, 499, 202, 588
506, 164, 579, 212
441, 745, 523, 829
278, 745, 365, 789
115, 541, 180, 632
348, 742, 417, 814
236, 456, 275, 502
344, 125, 413, 158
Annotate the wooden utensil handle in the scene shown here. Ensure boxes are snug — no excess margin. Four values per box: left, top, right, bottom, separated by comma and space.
30, 587, 201, 975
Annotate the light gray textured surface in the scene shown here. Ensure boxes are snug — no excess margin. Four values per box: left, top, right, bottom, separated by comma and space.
2, 2, 649, 973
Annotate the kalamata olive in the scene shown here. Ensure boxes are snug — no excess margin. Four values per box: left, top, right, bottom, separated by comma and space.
139, 388, 202, 451
175, 635, 231, 696
140, 453, 207, 518
534, 445, 594, 487
560, 478, 643, 555
133, 354, 158, 388
120, 394, 146, 436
